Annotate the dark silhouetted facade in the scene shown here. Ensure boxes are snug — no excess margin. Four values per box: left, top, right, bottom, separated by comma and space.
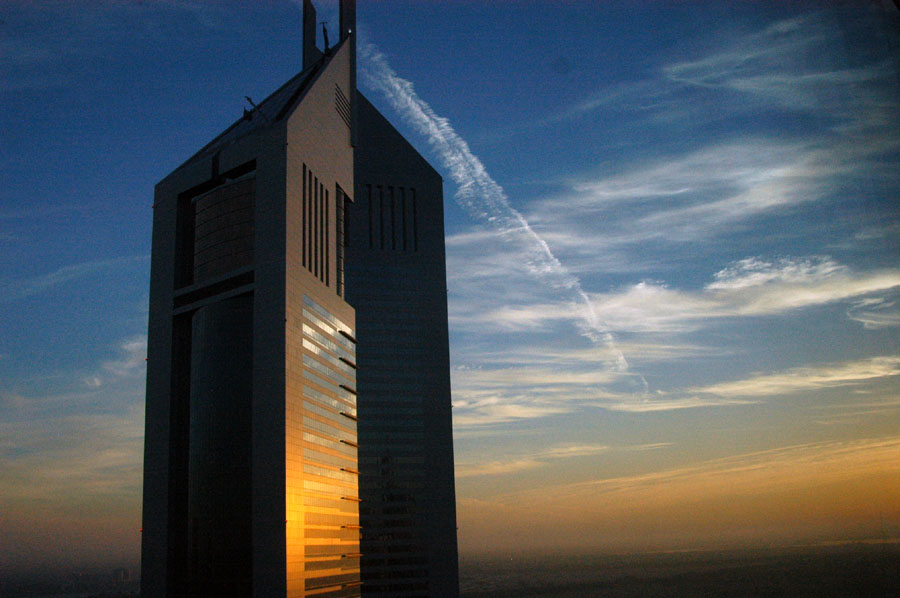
141, 2, 458, 597
348, 95, 459, 597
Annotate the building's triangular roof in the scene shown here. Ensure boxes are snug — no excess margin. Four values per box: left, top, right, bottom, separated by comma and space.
174, 41, 343, 173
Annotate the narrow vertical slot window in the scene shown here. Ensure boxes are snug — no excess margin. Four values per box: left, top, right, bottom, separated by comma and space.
308, 170, 314, 274
336, 186, 344, 297
378, 185, 385, 250
412, 187, 418, 252
313, 176, 319, 278
367, 184, 373, 249
319, 182, 325, 282
302, 164, 307, 268
401, 186, 407, 251
390, 186, 396, 250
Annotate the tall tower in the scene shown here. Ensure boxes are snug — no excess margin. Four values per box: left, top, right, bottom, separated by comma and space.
141, 3, 460, 596
347, 95, 460, 597
141, 3, 362, 596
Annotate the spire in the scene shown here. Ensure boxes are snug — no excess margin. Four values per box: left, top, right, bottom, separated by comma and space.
302, 0, 320, 70
339, 0, 356, 42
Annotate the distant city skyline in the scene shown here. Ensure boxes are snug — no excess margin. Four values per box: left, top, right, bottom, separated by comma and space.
2, 0, 899, 577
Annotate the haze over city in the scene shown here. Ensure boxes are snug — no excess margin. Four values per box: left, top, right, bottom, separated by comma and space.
2, 0, 899, 588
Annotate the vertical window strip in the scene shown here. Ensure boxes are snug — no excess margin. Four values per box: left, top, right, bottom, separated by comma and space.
401, 186, 407, 251
412, 187, 418, 252
336, 187, 344, 297
302, 164, 307, 268
325, 188, 330, 287
344, 194, 350, 249
319, 182, 325, 283
378, 185, 385, 250
314, 176, 320, 279
308, 170, 314, 274
367, 184, 373, 249
390, 186, 396, 250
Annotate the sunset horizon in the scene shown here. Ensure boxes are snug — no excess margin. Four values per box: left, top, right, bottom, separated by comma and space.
2, 2, 899, 595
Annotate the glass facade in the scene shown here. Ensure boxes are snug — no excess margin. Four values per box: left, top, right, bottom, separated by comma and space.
287, 295, 361, 598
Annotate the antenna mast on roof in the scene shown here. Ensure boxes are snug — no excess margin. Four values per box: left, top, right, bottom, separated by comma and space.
321, 21, 330, 52
243, 96, 270, 123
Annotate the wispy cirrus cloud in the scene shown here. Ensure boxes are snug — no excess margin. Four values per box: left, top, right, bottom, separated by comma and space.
0, 393, 145, 571
359, 38, 641, 380
457, 256, 900, 335
602, 394, 758, 413
456, 442, 669, 478
447, 253, 899, 425
663, 14, 899, 130
0, 255, 148, 303
529, 132, 888, 256
562, 12, 899, 131
496, 436, 900, 509
847, 294, 900, 330
2, 2, 225, 94
450, 352, 899, 424
1, 334, 147, 556
84, 335, 148, 388
451, 400, 571, 428
457, 436, 900, 554
525, 12, 899, 266
689, 355, 900, 399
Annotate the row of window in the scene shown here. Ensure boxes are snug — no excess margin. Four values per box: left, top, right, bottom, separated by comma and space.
303, 339, 356, 379
358, 456, 425, 465
304, 556, 359, 571
303, 415, 356, 443
305, 462, 358, 484
304, 399, 356, 431
303, 368, 356, 405
303, 354, 349, 387
306, 447, 355, 470
304, 478, 357, 497
303, 430, 356, 457
305, 511, 358, 527
303, 493, 359, 512
305, 572, 359, 591
303, 294, 354, 337
305, 385, 355, 417
305, 543, 360, 557
303, 308, 354, 351
303, 323, 354, 361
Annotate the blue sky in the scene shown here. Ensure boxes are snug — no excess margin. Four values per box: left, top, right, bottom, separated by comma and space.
2, 0, 899, 573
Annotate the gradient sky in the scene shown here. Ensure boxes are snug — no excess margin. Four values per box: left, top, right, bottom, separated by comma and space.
2, 0, 900, 576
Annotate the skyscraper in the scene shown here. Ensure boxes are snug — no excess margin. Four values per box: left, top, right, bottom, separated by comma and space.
141, 2, 458, 597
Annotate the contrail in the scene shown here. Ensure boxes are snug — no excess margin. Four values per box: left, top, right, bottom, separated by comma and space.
359, 40, 644, 385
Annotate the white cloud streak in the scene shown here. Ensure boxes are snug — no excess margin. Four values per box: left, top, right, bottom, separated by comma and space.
358, 40, 641, 383
0, 255, 148, 303
690, 356, 900, 399
463, 256, 900, 335
847, 295, 900, 330
493, 435, 900, 509
526, 13, 900, 265
455, 442, 669, 478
